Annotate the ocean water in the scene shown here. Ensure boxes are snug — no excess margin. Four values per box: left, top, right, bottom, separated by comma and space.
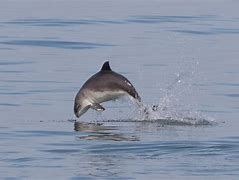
0, 0, 239, 179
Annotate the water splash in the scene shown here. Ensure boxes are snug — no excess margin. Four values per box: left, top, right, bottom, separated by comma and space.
129, 61, 215, 126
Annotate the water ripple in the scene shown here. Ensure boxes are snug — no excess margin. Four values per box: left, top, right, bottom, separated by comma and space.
0, 40, 113, 49
0, 103, 20, 107
88, 139, 239, 156
214, 93, 239, 98
215, 83, 239, 87
3, 18, 125, 27
170, 28, 239, 35
169, 29, 215, 35
0, 60, 34, 65
127, 15, 216, 24
222, 94, 239, 98
0, 70, 27, 73
14, 130, 76, 137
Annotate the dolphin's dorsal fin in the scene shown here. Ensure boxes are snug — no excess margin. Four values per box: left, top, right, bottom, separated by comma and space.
101, 61, 112, 71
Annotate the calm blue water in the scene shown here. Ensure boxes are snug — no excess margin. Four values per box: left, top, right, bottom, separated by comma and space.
0, 1, 239, 179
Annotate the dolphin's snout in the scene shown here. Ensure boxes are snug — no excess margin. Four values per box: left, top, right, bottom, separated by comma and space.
74, 102, 81, 118
75, 113, 80, 118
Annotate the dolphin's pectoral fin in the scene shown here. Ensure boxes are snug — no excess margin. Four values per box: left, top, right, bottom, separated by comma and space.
90, 103, 105, 112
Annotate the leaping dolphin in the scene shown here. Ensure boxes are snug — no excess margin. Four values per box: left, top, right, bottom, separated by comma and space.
74, 61, 141, 118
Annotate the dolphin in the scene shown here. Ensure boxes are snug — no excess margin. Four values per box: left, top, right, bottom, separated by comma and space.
74, 61, 141, 118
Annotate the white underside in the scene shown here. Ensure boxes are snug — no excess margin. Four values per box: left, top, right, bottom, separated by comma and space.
82, 90, 127, 108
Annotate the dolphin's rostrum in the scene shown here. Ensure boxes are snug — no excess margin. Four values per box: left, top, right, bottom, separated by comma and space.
74, 61, 141, 118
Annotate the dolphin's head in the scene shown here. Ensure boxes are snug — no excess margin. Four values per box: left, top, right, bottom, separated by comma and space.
74, 101, 90, 118
74, 102, 81, 118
